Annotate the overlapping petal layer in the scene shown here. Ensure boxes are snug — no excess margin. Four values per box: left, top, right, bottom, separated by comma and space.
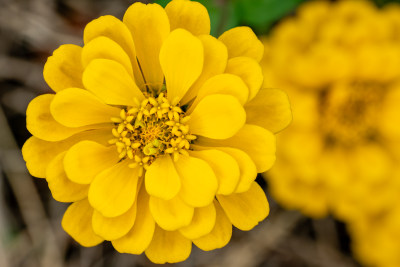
160, 28, 203, 103
123, 3, 169, 90
43, 45, 84, 92
22, 0, 292, 264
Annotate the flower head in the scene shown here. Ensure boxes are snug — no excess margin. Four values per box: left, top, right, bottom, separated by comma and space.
22, 0, 291, 263
261, 1, 400, 266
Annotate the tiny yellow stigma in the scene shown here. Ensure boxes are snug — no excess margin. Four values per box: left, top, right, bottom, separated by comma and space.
109, 93, 196, 171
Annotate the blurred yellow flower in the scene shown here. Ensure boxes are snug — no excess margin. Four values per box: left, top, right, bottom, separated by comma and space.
22, 0, 291, 263
262, 1, 400, 266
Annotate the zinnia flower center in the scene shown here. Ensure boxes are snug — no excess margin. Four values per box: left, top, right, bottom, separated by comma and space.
320, 81, 385, 146
108, 92, 196, 174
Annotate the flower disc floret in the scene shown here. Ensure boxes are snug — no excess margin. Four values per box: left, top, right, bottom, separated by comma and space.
109, 93, 196, 174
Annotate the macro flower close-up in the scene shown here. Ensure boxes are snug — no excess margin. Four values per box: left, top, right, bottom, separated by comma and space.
262, 0, 400, 266
20, 0, 291, 263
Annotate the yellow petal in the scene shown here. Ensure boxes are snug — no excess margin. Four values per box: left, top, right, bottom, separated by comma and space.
64, 140, 119, 184
192, 145, 257, 193
165, 0, 210, 35
50, 88, 120, 127
188, 74, 249, 112
279, 87, 318, 129
225, 57, 263, 101
198, 124, 276, 173
123, 3, 170, 90
81, 36, 133, 76
26, 94, 94, 142
62, 199, 103, 247
112, 185, 155, 254
145, 226, 192, 264
82, 59, 144, 106
83, 15, 144, 88
193, 200, 232, 251
245, 88, 292, 133
181, 35, 228, 104
350, 145, 391, 184
149, 195, 194, 231
213, 147, 257, 193
174, 155, 217, 207
188, 94, 246, 139
22, 128, 112, 178
160, 29, 203, 103
43, 44, 84, 92
197, 73, 249, 105
68, 128, 113, 147
380, 85, 400, 139
88, 161, 139, 217
190, 149, 240, 195
219, 27, 264, 62
92, 200, 137, 241
46, 152, 89, 202
217, 182, 269, 231
179, 202, 216, 240
84, 15, 134, 55
145, 155, 181, 200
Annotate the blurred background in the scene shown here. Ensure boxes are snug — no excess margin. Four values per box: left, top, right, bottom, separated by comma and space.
1, 0, 399, 266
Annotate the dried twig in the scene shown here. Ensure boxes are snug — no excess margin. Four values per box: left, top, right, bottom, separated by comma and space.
0, 106, 64, 267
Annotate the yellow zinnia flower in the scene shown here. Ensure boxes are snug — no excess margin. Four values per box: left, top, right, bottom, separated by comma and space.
22, 0, 291, 263
262, 1, 400, 266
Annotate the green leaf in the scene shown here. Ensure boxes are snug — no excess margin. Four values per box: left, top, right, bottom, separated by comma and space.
373, 0, 400, 7
154, 0, 170, 8
235, 0, 305, 32
153, 0, 226, 37
200, 0, 224, 36
220, 1, 241, 33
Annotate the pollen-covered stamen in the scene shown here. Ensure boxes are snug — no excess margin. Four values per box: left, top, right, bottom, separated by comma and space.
108, 93, 197, 169
128, 155, 150, 177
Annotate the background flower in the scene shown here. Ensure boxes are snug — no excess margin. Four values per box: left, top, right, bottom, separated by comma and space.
262, 1, 400, 266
